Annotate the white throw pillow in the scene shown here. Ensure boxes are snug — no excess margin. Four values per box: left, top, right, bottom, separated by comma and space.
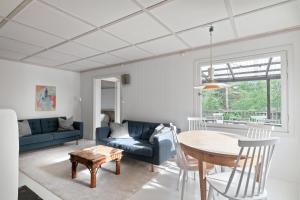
18, 120, 32, 137
110, 122, 130, 139
149, 124, 165, 144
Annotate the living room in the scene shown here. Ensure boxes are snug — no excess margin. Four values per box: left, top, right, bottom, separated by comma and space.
0, 0, 300, 200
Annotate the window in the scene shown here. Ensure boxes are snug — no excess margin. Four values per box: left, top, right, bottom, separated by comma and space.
195, 52, 288, 131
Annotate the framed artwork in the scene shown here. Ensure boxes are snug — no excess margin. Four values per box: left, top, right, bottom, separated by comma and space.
35, 85, 56, 111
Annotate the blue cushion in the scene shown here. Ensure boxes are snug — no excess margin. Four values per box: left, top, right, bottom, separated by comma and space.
52, 130, 80, 140
140, 122, 159, 140
27, 119, 42, 134
100, 138, 153, 157
20, 133, 53, 145
41, 118, 58, 133
127, 121, 144, 138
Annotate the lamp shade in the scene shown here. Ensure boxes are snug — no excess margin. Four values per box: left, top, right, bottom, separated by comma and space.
194, 82, 228, 91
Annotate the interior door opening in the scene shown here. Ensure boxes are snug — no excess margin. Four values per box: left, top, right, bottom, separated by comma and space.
93, 76, 121, 140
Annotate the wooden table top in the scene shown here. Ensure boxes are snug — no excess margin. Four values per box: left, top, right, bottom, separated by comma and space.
69, 145, 123, 162
177, 130, 243, 157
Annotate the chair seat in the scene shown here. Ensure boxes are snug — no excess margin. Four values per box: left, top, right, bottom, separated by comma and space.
177, 156, 215, 171
207, 171, 267, 200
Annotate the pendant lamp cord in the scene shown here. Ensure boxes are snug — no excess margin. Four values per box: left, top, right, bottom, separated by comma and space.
209, 25, 214, 82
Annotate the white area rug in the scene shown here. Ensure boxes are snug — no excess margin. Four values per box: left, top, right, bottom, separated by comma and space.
19, 140, 158, 200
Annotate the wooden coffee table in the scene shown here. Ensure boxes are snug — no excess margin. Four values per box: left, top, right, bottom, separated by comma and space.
69, 145, 123, 188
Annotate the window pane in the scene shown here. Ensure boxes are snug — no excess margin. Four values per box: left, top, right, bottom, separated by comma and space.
201, 80, 282, 126
201, 56, 281, 82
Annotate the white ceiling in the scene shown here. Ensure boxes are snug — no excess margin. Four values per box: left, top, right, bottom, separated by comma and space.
0, 0, 299, 72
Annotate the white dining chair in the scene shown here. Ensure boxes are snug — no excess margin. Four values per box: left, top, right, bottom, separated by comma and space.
170, 123, 199, 200
207, 137, 279, 200
187, 117, 207, 131
246, 123, 274, 139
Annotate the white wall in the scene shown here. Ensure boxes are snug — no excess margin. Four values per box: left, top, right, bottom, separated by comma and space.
81, 30, 300, 183
101, 88, 115, 110
0, 59, 81, 120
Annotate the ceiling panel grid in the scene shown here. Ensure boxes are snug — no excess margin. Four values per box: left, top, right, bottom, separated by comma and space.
0, 0, 298, 71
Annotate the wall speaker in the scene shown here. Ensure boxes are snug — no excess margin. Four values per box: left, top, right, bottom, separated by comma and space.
121, 74, 130, 85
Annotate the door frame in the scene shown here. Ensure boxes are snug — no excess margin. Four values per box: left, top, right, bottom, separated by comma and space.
92, 73, 123, 140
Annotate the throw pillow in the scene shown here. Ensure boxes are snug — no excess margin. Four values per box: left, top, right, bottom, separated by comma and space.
18, 120, 32, 137
110, 122, 130, 138
149, 124, 165, 144
58, 117, 75, 131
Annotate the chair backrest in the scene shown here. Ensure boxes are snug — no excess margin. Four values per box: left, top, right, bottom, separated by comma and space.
187, 117, 207, 131
246, 123, 274, 139
225, 137, 279, 199
170, 123, 188, 168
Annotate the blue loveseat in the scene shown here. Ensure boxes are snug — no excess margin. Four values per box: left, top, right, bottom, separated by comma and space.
19, 117, 83, 152
96, 120, 176, 165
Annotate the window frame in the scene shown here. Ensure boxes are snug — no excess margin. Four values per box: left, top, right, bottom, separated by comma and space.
193, 48, 290, 134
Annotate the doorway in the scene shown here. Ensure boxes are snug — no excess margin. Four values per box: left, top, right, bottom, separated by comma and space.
93, 76, 121, 140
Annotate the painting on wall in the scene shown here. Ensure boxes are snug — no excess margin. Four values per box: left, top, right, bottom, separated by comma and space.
35, 85, 56, 111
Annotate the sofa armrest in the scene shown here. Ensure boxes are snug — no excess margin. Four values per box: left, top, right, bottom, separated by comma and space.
96, 127, 110, 141
152, 131, 175, 165
73, 121, 83, 138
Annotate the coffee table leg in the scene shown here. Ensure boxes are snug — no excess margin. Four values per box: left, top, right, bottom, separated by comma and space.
116, 159, 121, 175
90, 167, 97, 188
71, 161, 78, 179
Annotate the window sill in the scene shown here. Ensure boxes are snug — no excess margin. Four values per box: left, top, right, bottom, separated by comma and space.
205, 123, 289, 136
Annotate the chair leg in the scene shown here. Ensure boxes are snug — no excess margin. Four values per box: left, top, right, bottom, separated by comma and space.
193, 171, 196, 180
208, 186, 214, 200
150, 164, 154, 172
177, 169, 182, 191
181, 170, 187, 200
76, 140, 79, 145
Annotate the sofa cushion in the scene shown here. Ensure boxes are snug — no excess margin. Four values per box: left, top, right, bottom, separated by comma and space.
100, 138, 153, 157
18, 120, 32, 137
141, 122, 160, 140
127, 121, 144, 139
41, 118, 58, 133
20, 133, 53, 145
110, 122, 130, 138
52, 130, 80, 140
58, 117, 75, 131
27, 119, 42, 134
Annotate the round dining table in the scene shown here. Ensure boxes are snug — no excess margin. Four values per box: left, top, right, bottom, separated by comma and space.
177, 130, 243, 200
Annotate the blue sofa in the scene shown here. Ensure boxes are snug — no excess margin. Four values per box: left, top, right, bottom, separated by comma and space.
96, 120, 176, 165
19, 117, 83, 152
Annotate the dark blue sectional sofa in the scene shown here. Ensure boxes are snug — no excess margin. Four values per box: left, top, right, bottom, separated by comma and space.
19, 117, 83, 152
96, 120, 176, 165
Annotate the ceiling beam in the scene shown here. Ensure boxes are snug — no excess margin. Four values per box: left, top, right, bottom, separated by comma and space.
203, 75, 281, 83
201, 61, 281, 72
0, 0, 33, 29
224, 0, 238, 38
212, 68, 280, 77
266, 57, 273, 77
226, 63, 235, 80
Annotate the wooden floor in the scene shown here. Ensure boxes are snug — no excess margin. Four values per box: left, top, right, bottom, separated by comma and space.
20, 168, 300, 200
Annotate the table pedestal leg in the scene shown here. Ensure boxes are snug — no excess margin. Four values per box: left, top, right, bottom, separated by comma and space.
116, 159, 121, 175
71, 161, 78, 179
199, 160, 207, 200
90, 167, 97, 188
